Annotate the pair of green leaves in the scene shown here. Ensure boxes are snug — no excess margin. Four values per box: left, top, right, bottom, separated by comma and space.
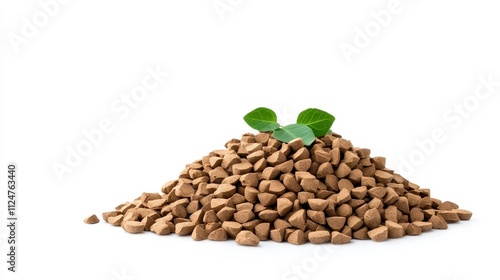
243, 107, 335, 145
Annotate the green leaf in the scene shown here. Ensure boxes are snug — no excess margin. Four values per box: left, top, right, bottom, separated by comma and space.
296, 108, 335, 137
243, 107, 280, 132
273, 124, 315, 146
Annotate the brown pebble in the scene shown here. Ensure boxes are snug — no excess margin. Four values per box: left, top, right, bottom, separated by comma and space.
374, 170, 393, 184
255, 223, 270, 240
351, 186, 367, 199
142, 216, 156, 231
326, 217, 346, 231
175, 183, 195, 198
191, 224, 208, 240
221, 153, 241, 170
330, 148, 341, 166
276, 160, 294, 173
222, 221, 243, 239
258, 193, 277, 207
282, 174, 302, 192
300, 177, 320, 193
352, 227, 369, 240
347, 215, 364, 231
292, 147, 310, 161
108, 214, 124, 226
308, 199, 329, 211
259, 210, 279, 222
253, 158, 267, 172
123, 221, 145, 234
102, 211, 119, 222
384, 205, 398, 222
316, 162, 334, 178
234, 210, 255, 224
277, 198, 293, 216
217, 207, 236, 222
335, 163, 351, 178
413, 221, 433, 232
372, 157, 386, 169
213, 184, 236, 198
405, 223, 422, 235
298, 192, 315, 204
270, 228, 286, 242
406, 193, 422, 207
208, 227, 228, 241
383, 187, 399, 205
294, 159, 312, 172
331, 231, 351, 244
368, 187, 386, 199
429, 215, 448, 229
337, 188, 351, 205
368, 226, 388, 242
453, 209, 473, 220
438, 211, 460, 223
395, 197, 410, 214
336, 204, 353, 217
289, 209, 307, 231
211, 198, 228, 212
269, 180, 286, 196
288, 138, 304, 151
364, 208, 381, 229
236, 230, 260, 246
410, 207, 424, 222
385, 221, 404, 238
361, 176, 376, 188
203, 210, 218, 223
175, 222, 196, 236
205, 222, 222, 234
267, 151, 287, 166
287, 230, 307, 245
307, 210, 326, 225
84, 214, 99, 224
262, 167, 280, 180
308, 231, 331, 244
338, 179, 354, 191
368, 197, 383, 211
438, 201, 459, 211
240, 173, 259, 187
151, 222, 171, 235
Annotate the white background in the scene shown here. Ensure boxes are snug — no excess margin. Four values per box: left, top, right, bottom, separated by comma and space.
1, 1, 499, 280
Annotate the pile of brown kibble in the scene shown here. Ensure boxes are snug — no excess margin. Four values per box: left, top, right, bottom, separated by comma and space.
86, 132, 472, 246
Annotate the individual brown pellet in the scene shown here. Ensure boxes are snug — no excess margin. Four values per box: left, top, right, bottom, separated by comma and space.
405, 223, 422, 235
175, 222, 196, 236
308, 231, 331, 244
254, 223, 270, 241
368, 226, 388, 242
207, 228, 227, 241
287, 230, 307, 245
326, 217, 346, 231
123, 221, 145, 234
331, 231, 352, 244
364, 208, 381, 229
385, 221, 404, 238
236, 230, 260, 246
352, 227, 369, 240
222, 221, 242, 239
413, 221, 433, 232
438, 211, 460, 223
288, 209, 307, 231
453, 209, 473, 220
84, 214, 99, 224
